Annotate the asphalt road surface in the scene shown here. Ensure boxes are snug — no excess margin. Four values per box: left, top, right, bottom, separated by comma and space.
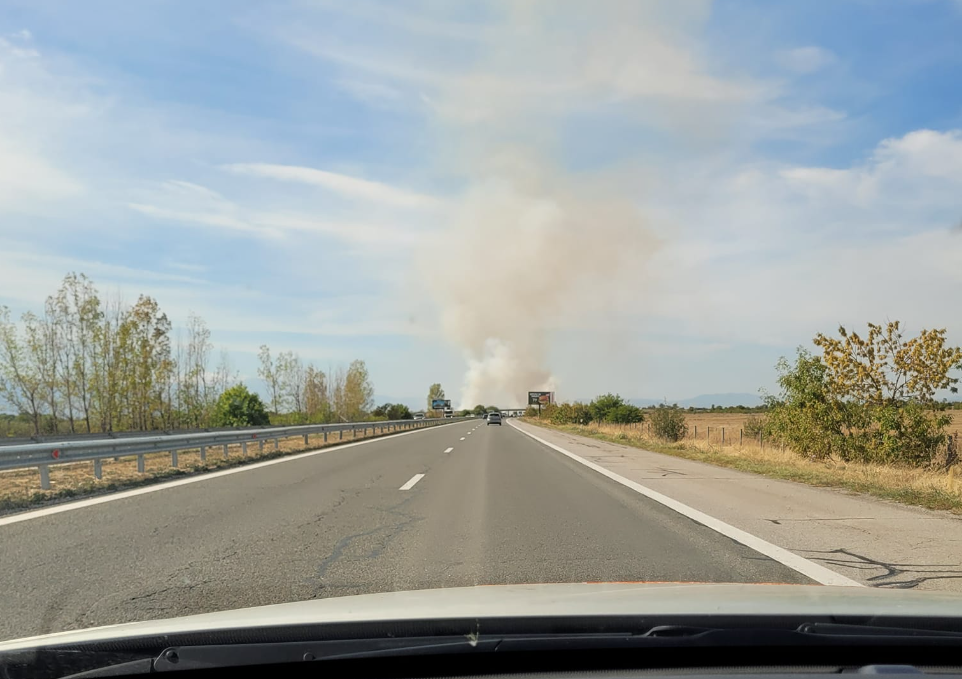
0, 419, 810, 640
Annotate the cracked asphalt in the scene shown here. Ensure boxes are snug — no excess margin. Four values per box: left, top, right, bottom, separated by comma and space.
0, 419, 808, 640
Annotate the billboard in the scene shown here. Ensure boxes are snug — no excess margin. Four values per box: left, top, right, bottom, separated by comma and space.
527, 391, 554, 406
431, 398, 452, 410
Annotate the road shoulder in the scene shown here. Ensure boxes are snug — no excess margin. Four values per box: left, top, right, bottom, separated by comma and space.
512, 419, 962, 592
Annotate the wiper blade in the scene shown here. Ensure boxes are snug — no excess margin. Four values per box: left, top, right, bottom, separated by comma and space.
152, 636, 504, 672
797, 623, 962, 638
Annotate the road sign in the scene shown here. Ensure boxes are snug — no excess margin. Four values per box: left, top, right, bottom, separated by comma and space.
431, 398, 451, 410
527, 391, 554, 406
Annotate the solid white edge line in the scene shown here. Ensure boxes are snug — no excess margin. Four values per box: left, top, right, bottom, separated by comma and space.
444, 447, 454, 453
0, 423, 459, 528
399, 473, 425, 491
507, 421, 862, 588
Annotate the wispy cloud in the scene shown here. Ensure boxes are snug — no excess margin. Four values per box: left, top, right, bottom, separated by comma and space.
221, 163, 440, 209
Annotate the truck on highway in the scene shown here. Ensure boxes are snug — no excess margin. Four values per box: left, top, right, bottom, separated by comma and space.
443, 407, 454, 418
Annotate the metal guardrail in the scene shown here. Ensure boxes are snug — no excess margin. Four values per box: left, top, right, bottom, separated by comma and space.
0, 417, 471, 490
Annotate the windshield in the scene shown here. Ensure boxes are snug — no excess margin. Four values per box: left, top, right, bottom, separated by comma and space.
1, 0, 962, 648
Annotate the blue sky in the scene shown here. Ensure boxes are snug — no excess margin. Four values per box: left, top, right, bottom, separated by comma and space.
1, 0, 961, 408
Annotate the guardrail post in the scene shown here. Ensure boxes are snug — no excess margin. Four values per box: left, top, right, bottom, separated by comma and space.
137, 454, 145, 473
93, 459, 103, 480
200, 445, 207, 463
223, 443, 229, 458
303, 434, 309, 446
353, 427, 357, 439
171, 450, 178, 468
323, 431, 328, 443
242, 441, 248, 456
259, 440, 264, 453
39, 464, 50, 490
274, 438, 279, 450
339, 429, 343, 440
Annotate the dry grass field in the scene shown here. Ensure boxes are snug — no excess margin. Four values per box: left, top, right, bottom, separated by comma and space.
530, 411, 962, 514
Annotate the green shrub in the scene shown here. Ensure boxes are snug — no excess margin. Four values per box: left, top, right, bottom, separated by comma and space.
550, 402, 593, 425
212, 385, 271, 427
605, 403, 643, 424
589, 393, 628, 422
650, 406, 688, 442
766, 348, 953, 466
743, 414, 767, 439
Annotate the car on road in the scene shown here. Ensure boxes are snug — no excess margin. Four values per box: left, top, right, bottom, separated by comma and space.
413, 412, 425, 420
487, 412, 502, 425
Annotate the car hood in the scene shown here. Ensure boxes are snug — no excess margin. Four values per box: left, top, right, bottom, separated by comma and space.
4, 582, 962, 651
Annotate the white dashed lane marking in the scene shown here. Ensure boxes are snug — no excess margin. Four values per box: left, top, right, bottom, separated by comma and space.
399, 474, 425, 491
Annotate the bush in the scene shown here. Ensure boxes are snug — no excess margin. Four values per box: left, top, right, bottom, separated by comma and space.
589, 393, 629, 422
743, 414, 767, 439
766, 348, 953, 466
550, 402, 593, 425
605, 403, 643, 424
523, 405, 539, 418
211, 385, 271, 427
650, 406, 688, 442
372, 403, 413, 420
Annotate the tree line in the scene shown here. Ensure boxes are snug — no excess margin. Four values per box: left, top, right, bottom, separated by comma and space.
0, 273, 376, 436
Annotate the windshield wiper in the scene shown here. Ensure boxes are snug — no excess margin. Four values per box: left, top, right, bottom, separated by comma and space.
40, 623, 962, 677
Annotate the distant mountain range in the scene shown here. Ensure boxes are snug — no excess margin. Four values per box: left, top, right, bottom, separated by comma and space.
629, 393, 763, 408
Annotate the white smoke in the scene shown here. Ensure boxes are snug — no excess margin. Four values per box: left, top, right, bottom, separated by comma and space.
424, 148, 656, 408
411, 1, 738, 408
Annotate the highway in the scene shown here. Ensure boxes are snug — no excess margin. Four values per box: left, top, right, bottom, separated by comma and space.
0, 419, 810, 640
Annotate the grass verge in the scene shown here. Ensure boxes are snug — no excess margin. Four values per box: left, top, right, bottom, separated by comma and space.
524, 419, 962, 514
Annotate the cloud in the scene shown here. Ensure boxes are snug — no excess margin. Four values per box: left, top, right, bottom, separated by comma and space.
776, 46, 837, 74
126, 178, 428, 248
632, 128, 962, 349
289, 0, 759, 129
221, 163, 440, 209
0, 135, 84, 211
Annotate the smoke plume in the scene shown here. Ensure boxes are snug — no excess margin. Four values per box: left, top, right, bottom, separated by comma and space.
415, 1, 729, 407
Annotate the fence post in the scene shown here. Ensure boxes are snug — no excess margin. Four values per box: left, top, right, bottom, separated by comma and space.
694, 425, 697, 439
94, 459, 103, 479
138, 454, 146, 472
200, 445, 207, 463
759, 432, 763, 448
722, 427, 725, 444
39, 465, 50, 490
740, 429, 743, 446
707, 426, 710, 442
171, 450, 178, 468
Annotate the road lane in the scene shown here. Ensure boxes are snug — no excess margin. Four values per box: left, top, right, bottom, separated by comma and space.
0, 418, 808, 641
